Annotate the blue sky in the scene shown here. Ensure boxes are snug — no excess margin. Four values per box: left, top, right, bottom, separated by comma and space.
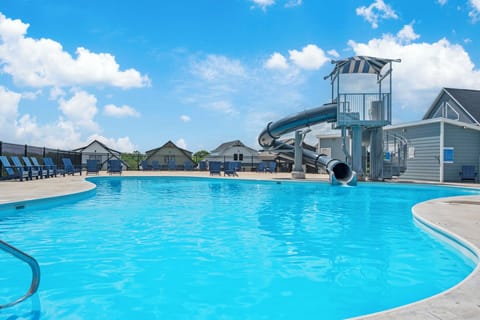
1, 0, 480, 153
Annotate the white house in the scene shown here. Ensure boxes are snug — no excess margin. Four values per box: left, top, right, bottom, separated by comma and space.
73, 140, 129, 171
206, 140, 261, 171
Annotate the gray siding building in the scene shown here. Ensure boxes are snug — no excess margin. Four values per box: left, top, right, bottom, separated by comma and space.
384, 88, 480, 183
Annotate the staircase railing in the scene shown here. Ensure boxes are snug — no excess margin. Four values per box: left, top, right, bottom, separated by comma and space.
0, 240, 40, 309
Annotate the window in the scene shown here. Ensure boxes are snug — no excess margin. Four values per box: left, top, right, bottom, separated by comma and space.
233, 154, 238, 161
384, 151, 391, 161
239, 154, 243, 161
433, 102, 459, 120
443, 147, 454, 164
408, 146, 415, 159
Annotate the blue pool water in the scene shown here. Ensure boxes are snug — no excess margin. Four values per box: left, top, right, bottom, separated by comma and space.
0, 177, 479, 320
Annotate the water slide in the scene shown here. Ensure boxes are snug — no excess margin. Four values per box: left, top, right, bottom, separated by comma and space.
258, 103, 357, 186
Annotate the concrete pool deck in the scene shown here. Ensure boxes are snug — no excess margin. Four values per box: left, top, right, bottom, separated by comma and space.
0, 171, 479, 319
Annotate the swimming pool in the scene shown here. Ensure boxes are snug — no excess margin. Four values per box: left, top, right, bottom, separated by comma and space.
1, 177, 479, 319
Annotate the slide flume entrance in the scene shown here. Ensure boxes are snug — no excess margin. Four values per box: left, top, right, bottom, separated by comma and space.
258, 103, 357, 186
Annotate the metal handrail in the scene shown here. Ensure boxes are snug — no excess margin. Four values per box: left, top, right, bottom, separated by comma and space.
0, 240, 40, 309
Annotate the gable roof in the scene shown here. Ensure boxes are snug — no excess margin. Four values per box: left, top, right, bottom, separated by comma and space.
72, 139, 121, 154
145, 140, 193, 160
210, 140, 258, 154
424, 88, 480, 124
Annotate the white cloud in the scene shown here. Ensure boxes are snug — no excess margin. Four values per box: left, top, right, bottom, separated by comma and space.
206, 100, 238, 115
396, 24, 420, 44
59, 90, 99, 131
469, 0, 480, 22
0, 13, 150, 89
180, 115, 191, 122
327, 49, 340, 58
49, 86, 65, 100
0, 86, 21, 138
285, 0, 302, 8
356, 0, 398, 29
104, 104, 140, 118
176, 138, 187, 149
288, 44, 329, 70
347, 25, 480, 118
250, 0, 275, 11
86, 134, 136, 152
437, 0, 447, 5
264, 52, 289, 70
191, 54, 246, 81
21, 89, 42, 100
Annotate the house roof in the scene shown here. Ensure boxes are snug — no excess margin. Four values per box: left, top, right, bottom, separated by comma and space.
424, 88, 480, 125
145, 140, 193, 160
72, 139, 121, 154
210, 140, 258, 154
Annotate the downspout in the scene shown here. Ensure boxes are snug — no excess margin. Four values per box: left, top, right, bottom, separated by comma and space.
439, 121, 444, 182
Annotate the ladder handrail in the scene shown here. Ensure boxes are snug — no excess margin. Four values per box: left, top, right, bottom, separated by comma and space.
0, 240, 40, 309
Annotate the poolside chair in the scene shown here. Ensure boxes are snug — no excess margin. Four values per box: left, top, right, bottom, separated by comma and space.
209, 161, 222, 176
224, 161, 238, 177
184, 160, 194, 171
459, 165, 477, 182
0, 156, 29, 181
22, 157, 43, 179
11, 156, 39, 180
140, 160, 151, 171
86, 159, 100, 175
199, 161, 207, 171
62, 158, 82, 176
151, 160, 160, 171
107, 159, 122, 175
44, 157, 64, 177
30, 157, 53, 178
265, 161, 277, 173
256, 162, 265, 173
167, 159, 176, 171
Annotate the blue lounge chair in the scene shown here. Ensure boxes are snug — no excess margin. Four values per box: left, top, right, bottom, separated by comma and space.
44, 157, 64, 177
23, 157, 46, 179
151, 160, 160, 171
256, 162, 265, 173
0, 156, 29, 181
265, 161, 277, 173
199, 161, 207, 171
107, 159, 122, 175
140, 160, 151, 171
62, 158, 82, 176
168, 159, 176, 171
11, 156, 39, 180
31, 157, 53, 178
224, 161, 238, 177
460, 165, 477, 182
86, 159, 100, 175
184, 161, 194, 171
209, 161, 222, 176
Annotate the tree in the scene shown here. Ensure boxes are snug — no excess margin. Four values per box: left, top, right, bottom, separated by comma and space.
121, 151, 144, 170
192, 150, 209, 164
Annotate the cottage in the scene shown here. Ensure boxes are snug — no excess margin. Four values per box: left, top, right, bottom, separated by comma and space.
73, 140, 128, 171
144, 141, 194, 170
206, 140, 260, 171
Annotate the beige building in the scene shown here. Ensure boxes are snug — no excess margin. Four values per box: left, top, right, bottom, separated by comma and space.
144, 141, 194, 170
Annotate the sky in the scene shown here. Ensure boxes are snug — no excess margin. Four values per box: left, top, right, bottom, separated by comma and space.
1, 0, 480, 153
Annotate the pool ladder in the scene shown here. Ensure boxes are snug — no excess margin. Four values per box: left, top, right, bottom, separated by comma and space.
0, 240, 40, 309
